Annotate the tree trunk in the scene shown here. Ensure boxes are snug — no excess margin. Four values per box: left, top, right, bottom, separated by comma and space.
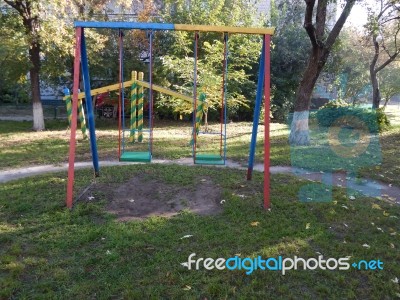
370, 69, 380, 109
4, 0, 46, 131
289, 49, 327, 145
289, 0, 356, 146
30, 41, 45, 131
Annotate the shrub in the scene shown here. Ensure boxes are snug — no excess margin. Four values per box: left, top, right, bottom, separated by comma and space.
316, 100, 390, 133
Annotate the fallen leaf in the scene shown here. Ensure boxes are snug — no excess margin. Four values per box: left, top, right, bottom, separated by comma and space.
251, 221, 260, 227
343, 223, 348, 228
306, 223, 311, 230
372, 204, 382, 210
383, 211, 390, 217
183, 285, 192, 291
342, 205, 349, 210
390, 243, 395, 249
180, 235, 193, 239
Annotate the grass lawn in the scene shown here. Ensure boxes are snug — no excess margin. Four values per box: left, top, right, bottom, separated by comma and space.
1, 164, 399, 299
1, 109, 400, 298
0, 119, 290, 170
1, 114, 400, 186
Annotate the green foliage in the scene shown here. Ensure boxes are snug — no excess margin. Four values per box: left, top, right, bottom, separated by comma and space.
316, 101, 390, 132
0, 8, 30, 103
156, 0, 263, 120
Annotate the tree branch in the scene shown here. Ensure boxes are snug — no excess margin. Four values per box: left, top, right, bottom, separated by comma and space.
315, 0, 328, 41
3, 0, 18, 10
304, 0, 318, 48
370, 36, 380, 75
325, 0, 356, 50
376, 51, 400, 73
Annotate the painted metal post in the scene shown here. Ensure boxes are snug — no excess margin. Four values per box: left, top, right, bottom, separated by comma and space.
264, 34, 271, 210
148, 31, 154, 155
137, 72, 144, 142
192, 31, 199, 162
190, 93, 206, 146
120, 31, 126, 154
78, 99, 88, 139
223, 33, 228, 162
81, 29, 100, 176
66, 27, 82, 209
247, 38, 266, 180
129, 71, 138, 143
64, 88, 72, 126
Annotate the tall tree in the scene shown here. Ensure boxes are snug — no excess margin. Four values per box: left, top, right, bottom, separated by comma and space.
366, 0, 400, 108
289, 0, 357, 145
270, 0, 309, 121
3, 0, 44, 130
0, 7, 29, 103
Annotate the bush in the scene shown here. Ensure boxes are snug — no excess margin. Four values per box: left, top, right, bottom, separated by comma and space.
316, 100, 390, 133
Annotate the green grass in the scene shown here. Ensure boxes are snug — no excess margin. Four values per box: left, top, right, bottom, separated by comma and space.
1, 164, 399, 299
0, 119, 290, 170
2, 115, 400, 187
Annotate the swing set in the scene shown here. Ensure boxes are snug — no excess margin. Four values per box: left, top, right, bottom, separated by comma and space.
66, 21, 274, 210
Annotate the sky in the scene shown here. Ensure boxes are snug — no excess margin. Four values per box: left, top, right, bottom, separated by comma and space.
347, 2, 369, 27
344, 0, 380, 28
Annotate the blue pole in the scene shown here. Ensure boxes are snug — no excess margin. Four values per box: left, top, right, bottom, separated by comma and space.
247, 39, 266, 180
81, 29, 100, 176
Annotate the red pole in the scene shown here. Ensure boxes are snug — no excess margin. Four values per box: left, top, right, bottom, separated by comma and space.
66, 27, 82, 209
264, 34, 271, 210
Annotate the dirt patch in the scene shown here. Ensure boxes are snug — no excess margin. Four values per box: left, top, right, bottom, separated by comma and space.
94, 175, 223, 221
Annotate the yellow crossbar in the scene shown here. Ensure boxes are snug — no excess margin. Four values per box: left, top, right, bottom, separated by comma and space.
174, 24, 275, 35
136, 80, 193, 102
63, 79, 193, 102
62, 80, 134, 100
